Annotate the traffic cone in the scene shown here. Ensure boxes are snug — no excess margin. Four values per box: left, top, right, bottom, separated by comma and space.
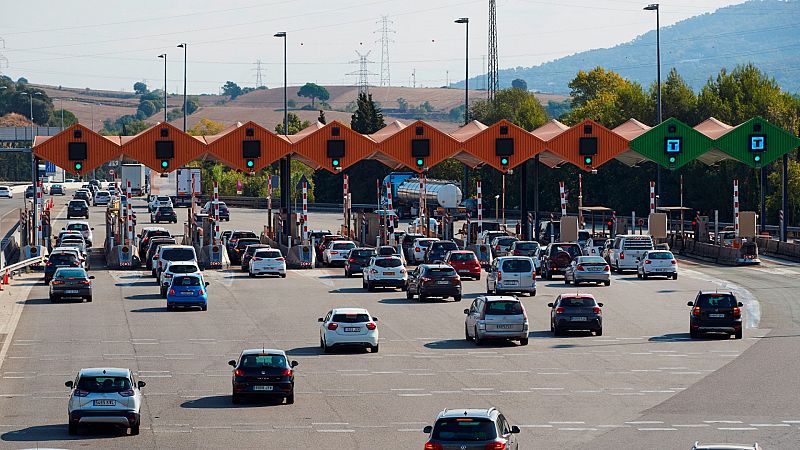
3, 269, 9, 285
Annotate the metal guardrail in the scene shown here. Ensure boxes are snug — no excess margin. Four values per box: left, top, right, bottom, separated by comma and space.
4, 255, 46, 276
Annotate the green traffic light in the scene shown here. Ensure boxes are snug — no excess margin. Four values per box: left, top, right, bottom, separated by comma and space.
669, 156, 677, 164
754, 155, 762, 163
500, 157, 509, 166
416, 158, 424, 167
74, 162, 83, 171
161, 160, 169, 169
332, 159, 340, 167
584, 157, 592, 165
246, 159, 255, 168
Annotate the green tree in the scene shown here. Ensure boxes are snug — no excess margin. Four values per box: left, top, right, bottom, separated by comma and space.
420, 101, 434, 113
511, 78, 528, 91
562, 67, 652, 127
351, 93, 385, 134
185, 97, 200, 115
133, 81, 148, 94
274, 112, 311, 135
448, 105, 466, 123
656, 68, 698, 125
137, 100, 157, 118
287, 99, 297, 109
469, 87, 549, 131
396, 97, 408, 112
188, 118, 226, 136
221, 81, 243, 99
51, 109, 78, 127
297, 83, 330, 108
766, 159, 800, 226
16, 77, 28, 85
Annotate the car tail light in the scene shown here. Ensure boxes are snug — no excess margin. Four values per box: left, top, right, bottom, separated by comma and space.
576, 264, 585, 271
513, 250, 522, 255
198, 290, 204, 295
485, 443, 506, 450
644, 260, 652, 265
732, 307, 741, 318
80, 280, 91, 285
370, 269, 378, 274
671, 259, 677, 264
275, 257, 285, 261
555, 307, 565, 314
74, 389, 90, 397
46, 261, 53, 267
593, 306, 602, 314
119, 389, 135, 397
532, 271, 536, 279
415, 247, 421, 252
169, 289, 176, 295
496, 245, 501, 251
400, 269, 406, 274
420, 277, 432, 283
424, 443, 443, 450
52, 280, 64, 285
328, 323, 338, 330
253, 257, 261, 261
692, 306, 701, 317
620, 252, 625, 259
281, 369, 293, 377
497, 271, 502, 281
348, 258, 356, 263
366, 322, 376, 330
234, 368, 244, 377
604, 265, 610, 271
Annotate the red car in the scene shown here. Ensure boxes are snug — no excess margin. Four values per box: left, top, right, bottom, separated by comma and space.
444, 250, 482, 280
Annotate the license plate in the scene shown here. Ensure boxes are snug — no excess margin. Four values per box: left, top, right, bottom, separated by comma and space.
496, 324, 514, 329
588, 267, 602, 271
344, 327, 360, 332
93, 399, 115, 406
437, 280, 450, 285
65, 290, 80, 294
253, 385, 273, 391
503, 280, 518, 286
654, 268, 669, 272
571, 316, 588, 321
181, 291, 194, 296
709, 313, 725, 318
383, 272, 394, 276
458, 270, 470, 273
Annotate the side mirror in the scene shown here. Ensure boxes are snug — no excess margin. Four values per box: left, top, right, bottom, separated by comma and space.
511, 425, 520, 434
635, 258, 640, 262
547, 303, 554, 308
318, 318, 324, 322
464, 308, 470, 314
228, 360, 236, 367
290, 361, 299, 368
91, 227, 95, 230
65, 381, 74, 389
137, 380, 146, 389
372, 317, 378, 322
205, 282, 210, 287
597, 303, 604, 307
89, 276, 95, 280
423, 425, 433, 434
738, 302, 744, 307
687, 301, 694, 307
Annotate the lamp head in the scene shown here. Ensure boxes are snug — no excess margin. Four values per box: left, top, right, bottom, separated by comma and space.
158, 54, 166, 59
455, 18, 469, 24
177, 43, 186, 48
274, 32, 286, 38
643, 4, 659, 10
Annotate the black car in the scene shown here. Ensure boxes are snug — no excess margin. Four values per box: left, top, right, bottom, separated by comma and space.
425, 240, 459, 264
540, 242, 582, 280
240, 244, 271, 271
549, 294, 603, 336
44, 252, 81, 284
50, 184, 66, 195
139, 228, 172, 257
66, 200, 89, 219
151, 206, 178, 224
225, 230, 258, 253
344, 248, 377, 277
145, 238, 177, 270
228, 349, 298, 404
688, 291, 743, 339
49, 267, 94, 302
73, 190, 91, 203
406, 264, 462, 301
229, 238, 261, 264
25, 185, 35, 198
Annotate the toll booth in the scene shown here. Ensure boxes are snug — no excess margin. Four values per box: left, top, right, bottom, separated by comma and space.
286, 243, 314, 269
104, 199, 139, 269
187, 212, 228, 269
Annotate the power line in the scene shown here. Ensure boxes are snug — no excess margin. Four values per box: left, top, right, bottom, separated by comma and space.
487, 0, 499, 101
252, 59, 266, 88
374, 16, 396, 87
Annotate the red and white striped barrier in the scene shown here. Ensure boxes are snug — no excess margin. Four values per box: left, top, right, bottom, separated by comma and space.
213, 181, 220, 245
36, 179, 43, 247
559, 181, 567, 217
477, 181, 483, 232
302, 181, 308, 241
650, 181, 656, 215
126, 181, 133, 246
343, 174, 349, 230
267, 177, 273, 237
733, 179, 739, 237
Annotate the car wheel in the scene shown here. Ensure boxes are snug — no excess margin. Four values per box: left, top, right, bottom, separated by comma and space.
474, 327, 483, 345
201, 305, 207, 311
280, 274, 286, 278
406, 289, 413, 300
546, 269, 552, 280
68, 422, 77, 435
604, 280, 611, 286
454, 295, 462, 302
49, 295, 55, 302
166, 305, 173, 312
160, 287, 167, 298
475, 274, 481, 281
689, 329, 699, 339
520, 338, 529, 346
595, 328, 603, 336
564, 276, 570, 285
465, 324, 472, 341
642, 273, 648, 280
637, 272, 642, 279
286, 392, 295, 404
672, 273, 678, 280
419, 294, 427, 302
323, 338, 332, 353
249, 272, 255, 278
367, 282, 375, 292
734, 330, 742, 340
371, 344, 379, 353
130, 424, 140, 435
553, 326, 562, 337
362, 278, 367, 289
345, 270, 351, 278
86, 296, 92, 302
232, 393, 241, 404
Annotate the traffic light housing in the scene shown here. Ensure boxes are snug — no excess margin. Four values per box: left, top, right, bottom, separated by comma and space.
411, 139, 430, 171
327, 139, 345, 170
246, 159, 255, 169
415, 158, 425, 169
68, 142, 87, 174
242, 140, 261, 171
155, 140, 175, 172
579, 137, 597, 168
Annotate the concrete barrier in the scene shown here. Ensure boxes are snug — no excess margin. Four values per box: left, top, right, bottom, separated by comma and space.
756, 237, 800, 262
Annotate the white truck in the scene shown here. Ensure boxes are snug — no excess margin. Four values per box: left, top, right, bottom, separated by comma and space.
174, 167, 201, 207
120, 163, 146, 196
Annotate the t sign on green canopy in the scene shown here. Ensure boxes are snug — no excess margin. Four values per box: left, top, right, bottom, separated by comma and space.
714, 116, 800, 168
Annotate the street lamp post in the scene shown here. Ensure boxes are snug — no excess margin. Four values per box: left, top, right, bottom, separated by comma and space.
455, 18, 470, 199
494, 195, 500, 222
274, 31, 290, 240
158, 54, 168, 123
177, 43, 187, 131
644, 4, 662, 200
20, 91, 43, 248
274, 32, 288, 135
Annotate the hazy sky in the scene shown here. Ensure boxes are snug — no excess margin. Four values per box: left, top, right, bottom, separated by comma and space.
0, 0, 744, 94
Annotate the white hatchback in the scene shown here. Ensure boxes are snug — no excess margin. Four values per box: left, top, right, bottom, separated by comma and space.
160, 261, 202, 297
249, 248, 287, 277
319, 308, 379, 353
65, 367, 145, 436
362, 256, 407, 291
0, 186, 12, 198
323, 240, 356, 266
410, 238, 438, 264
637, 250, 678, 280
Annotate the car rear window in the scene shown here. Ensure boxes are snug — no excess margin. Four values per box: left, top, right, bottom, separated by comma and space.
77, 376, 131, 393
162, 248, 196, 261
417, 240, 435, 248
49, 254, 78, 264
255, 250, 282, 258
449, 252, 477, 262
333, 243, 355, 250
169, 265, 198, 274
501, 259, 532, 273
55, 268, 86, 278
425, 267, 457, 277
374, 258, 402, 268
560, 297, 597, 307
515, 242, 539, 251
433, 241, 458, 250
67, 223, 88, 231
377, 247, 397, 255
496, 237, 517, 246
697, 294, 736, 308
648, 251, 673, 260
432, 418, 497, 441
236, 239, 261, 249
623, 237, 654, 250
241, 355, 286, 368
173, 276, 202, 286
232, 232, 258, 239
580, 256, 606, 264
332, 313, 370, 323
69, 201, 86, 207
552, 245, 581, 258
485, 300, 524, 315
351, 249, 376, 258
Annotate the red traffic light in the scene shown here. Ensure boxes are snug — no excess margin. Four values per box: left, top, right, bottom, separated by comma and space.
607, 221, 613, 226
692, 221, 697, 226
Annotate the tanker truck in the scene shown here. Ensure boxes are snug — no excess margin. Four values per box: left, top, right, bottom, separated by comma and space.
382, 172, 464, 219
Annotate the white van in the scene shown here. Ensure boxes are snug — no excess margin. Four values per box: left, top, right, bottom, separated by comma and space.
607, 235, 654, 273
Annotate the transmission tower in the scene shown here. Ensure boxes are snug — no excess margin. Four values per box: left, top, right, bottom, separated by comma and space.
0, 38, 7, 75
374, 16, 395, 87
347, 50, 376, 95
252, 59, 266, 88
487, 0, 499, 101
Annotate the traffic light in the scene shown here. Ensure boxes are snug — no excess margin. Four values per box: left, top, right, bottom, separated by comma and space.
668, 155, 677, 165
500, 157, 509, 167
161, 160, 170, 170
68, 142, 87, 174
583, 156, 593, 166
332, 158, 341, 169
416, 158, 425, 169
753, 154, 762, 164
73, 161, 83, 172
246, 159, 255, 169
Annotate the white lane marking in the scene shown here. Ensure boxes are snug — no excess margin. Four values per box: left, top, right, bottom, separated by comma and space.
749, 423, 790, 427
672, 424, 709, 428
625, 421, 663, 424
717, 427, 757, 431
316, 429, 355, 433
637, 428, 677, 431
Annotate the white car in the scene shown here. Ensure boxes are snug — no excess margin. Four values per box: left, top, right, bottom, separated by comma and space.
410, 238, 438, 264
64, 221, 94, 247
637, 250, 678, 280
65, 367, 145, 436
318, 307, 380, 353
362, 256, 407, 291
51, 246, 87, 269
148, 195, 173, 212
323, 240, 356, 266
160, 261, 202, 297
155, 245, 198, 279
248, 248, 287, 277
93, 190, 111, 206
0, 186, 13, 198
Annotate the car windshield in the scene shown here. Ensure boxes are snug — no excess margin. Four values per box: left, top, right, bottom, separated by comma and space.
173, 276, 202, 286
552, 245, 581, 258
697, 294, 736, 308
332, 313, 371, 323
580, 256, 606, 264
486, 300, 524, 315
374, 258, 402, 268
241, 354, 287, 368
501, 259, 532, 272
425, 267, 456, 277
449, 252, 477, 262
432, 418, 497, 441
648, 251, 673, 260
55, 268, 86, 278
351, 249, 376, 258
255, 250, 282, 258
333, 243, 355, 250
162, 248, 196, 261
169, 265, 198, 274
515, 242, 539, 251
77, 376, 131, 393
560, 297, 597, 307
67, 224, 88, 231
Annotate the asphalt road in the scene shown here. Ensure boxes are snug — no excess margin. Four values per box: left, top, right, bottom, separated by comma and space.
0, 187, 797, 449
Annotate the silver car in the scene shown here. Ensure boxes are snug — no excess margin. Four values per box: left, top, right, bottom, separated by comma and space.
564, 256, 611, 286
65, 367, 145, 435
464, 295, 529, 345
486, 256, 537, 296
